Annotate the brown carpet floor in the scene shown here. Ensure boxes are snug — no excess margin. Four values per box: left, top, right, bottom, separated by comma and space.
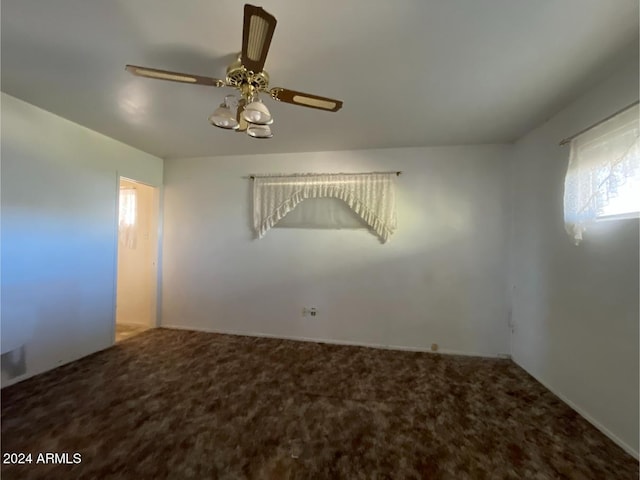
1, 328, 637, 479
115, 323, 150, 343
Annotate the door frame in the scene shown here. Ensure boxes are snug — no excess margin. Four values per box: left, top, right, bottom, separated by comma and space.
112, 175, 161, 344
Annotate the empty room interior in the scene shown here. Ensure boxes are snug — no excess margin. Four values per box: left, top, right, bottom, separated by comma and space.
1, 1, 639, 478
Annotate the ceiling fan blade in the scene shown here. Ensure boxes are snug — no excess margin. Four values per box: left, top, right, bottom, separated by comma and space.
270, 88, 343, 112
125, 65, 225, 87
241, 4, 277, 73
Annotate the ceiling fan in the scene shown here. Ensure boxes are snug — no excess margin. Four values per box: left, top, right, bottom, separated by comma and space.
126, 4, 343, 139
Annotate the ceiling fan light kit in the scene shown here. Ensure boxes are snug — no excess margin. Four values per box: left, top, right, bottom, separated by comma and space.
242, 98, 272, 125
209, 96, 240, 130
126, 4, 343, 140
247, 124, 273, 139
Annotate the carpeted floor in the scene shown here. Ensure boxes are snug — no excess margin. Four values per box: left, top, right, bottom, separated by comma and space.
115, 323, 150, 343
1, 329, 637, 479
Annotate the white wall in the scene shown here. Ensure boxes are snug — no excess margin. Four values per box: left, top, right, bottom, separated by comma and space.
509, 58, 639, 456
1, 93, 163, 387
116, 179, 158, 327
161, 145, 512, 356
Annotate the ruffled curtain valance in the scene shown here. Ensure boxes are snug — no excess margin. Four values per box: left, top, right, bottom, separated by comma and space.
564, 104, 639, 244
253, 172, 397, 242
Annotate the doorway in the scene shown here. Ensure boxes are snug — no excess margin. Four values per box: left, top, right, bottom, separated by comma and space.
115, 177, 159, 342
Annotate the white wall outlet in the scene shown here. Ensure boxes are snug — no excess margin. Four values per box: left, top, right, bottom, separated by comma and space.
302, 307, 317, 318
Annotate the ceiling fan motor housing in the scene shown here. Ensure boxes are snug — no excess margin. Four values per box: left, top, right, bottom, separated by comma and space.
226, 59, 270, 94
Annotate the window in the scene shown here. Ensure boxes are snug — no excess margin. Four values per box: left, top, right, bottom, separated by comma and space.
119, 188, 137, 227
252, 172, 398, 242
275, 197, 368, 230
119, 187, 137, 248
564, 103, 639, 244
598, 172, 640, 219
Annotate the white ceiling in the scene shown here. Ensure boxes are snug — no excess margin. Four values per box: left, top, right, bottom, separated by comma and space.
2, 0, 638, 159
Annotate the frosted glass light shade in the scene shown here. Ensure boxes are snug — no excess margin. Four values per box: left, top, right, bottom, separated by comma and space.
209, 105, 239, 129
242, 99, 272, 125
247, 124, 273, 138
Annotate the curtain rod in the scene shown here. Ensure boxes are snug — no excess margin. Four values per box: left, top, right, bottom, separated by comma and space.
249, 171, 402, 179
558, 100, 639, 146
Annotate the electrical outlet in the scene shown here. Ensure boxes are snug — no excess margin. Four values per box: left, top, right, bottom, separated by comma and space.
302, 307, 317, 318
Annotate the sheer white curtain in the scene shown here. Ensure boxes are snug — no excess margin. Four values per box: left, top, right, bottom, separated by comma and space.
119, 187, 137, 249
253, 172, 397, 242
564, 104, 639, 244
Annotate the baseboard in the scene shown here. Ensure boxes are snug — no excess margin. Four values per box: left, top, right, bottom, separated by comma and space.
512, 357, 639, 460
117, 321, 153, 327
1, 342, 114, 389
160, 324, 505, 359
2, 326, 158, 389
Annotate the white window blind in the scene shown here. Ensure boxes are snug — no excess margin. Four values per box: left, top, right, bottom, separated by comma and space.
564, 104, 639, 245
